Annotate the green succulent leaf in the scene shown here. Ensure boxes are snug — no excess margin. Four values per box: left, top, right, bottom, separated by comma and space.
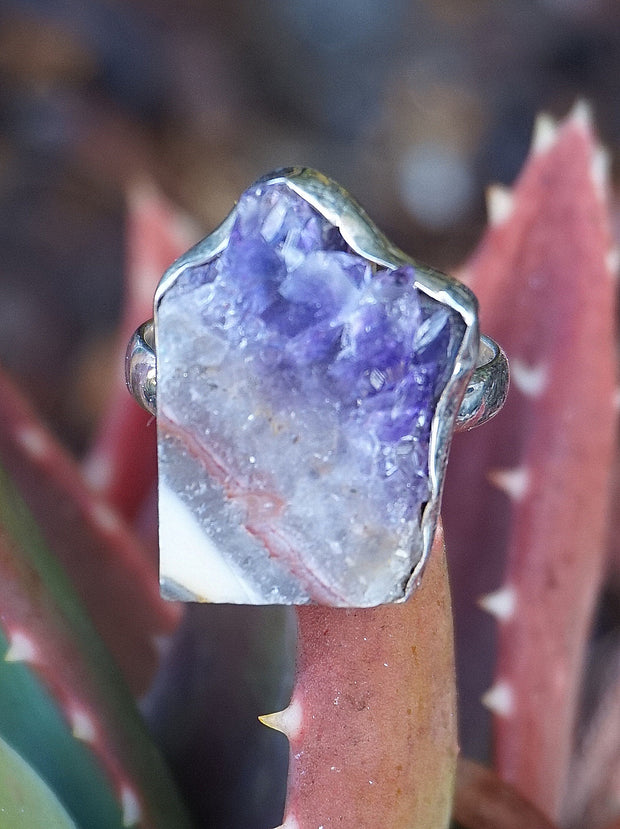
0, 629, 126, 829
0, 733, 76, 829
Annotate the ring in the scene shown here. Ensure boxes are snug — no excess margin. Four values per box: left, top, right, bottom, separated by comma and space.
126, 168, 508, 607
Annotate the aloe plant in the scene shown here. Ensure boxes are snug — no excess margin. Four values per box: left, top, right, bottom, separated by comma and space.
0, 734, 76, 829
0, 428, 191, 828
0, 104, 617, 829
445, 103, 617, 828
261, 527, 457, 829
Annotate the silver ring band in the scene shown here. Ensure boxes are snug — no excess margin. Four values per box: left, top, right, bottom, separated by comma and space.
126, 320, 508, 430
455, 334, 509, 430
125, 321, 156, 416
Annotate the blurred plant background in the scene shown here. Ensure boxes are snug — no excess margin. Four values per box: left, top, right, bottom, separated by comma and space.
0, 2, 619, 827
1, 0, 618, 450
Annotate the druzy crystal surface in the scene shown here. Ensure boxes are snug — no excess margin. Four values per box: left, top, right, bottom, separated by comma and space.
156, 180, 465, 606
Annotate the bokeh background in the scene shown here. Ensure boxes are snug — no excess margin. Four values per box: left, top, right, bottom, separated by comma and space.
1, 1, 619, 826
1, 0, 618, 450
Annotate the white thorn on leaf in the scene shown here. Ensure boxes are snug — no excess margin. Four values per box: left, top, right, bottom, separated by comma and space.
70, 707, 97, 744
478, 586, 516, 622
591, 146, 610, 202
121, 785, 142, 827
90, 502, 122, 536
531, 113, 558, 155
569, 99, 593, 131
606, 247, 619, 279
272, 816, 300, 829
15, 425, 52, 462
4, 631, 38, 663
82, 454, 113, 492
486, 185, 514, 227
482, 681, 515, 717
259, 697, 302, 741
488, 467, 530, 502
511, 359, 548, 398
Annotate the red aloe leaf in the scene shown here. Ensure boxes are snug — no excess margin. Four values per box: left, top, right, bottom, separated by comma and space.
0, 461, 191, 828
453, 758, 559, 829
0, 364, 178, 696
445, 104, 616, 818
84, 183, 199, 525
263, 525, 457, 829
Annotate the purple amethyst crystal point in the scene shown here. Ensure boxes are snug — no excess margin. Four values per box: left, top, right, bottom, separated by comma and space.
155, 171, 469, 606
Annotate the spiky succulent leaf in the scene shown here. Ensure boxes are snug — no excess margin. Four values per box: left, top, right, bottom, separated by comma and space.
0, 460, 192, 828
265, 526, 457, 829
0, 364, 178, 696
0, 628, 126, 829
444, 104, 616, 819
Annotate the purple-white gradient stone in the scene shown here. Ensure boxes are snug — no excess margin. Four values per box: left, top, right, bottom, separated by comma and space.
156, 180, 465, 605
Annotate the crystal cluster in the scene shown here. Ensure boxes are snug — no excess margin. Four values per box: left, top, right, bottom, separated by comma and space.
156, 180, 465, 605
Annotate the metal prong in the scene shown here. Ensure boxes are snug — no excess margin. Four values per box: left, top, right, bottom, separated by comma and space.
126, 320, 157, 416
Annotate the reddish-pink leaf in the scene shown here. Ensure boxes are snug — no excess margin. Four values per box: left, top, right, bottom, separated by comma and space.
84, 183, 199, 524
0, 364, 179, 696
0, 464, 191, 828
445, 105, 616, 818
265, 526, 458, 829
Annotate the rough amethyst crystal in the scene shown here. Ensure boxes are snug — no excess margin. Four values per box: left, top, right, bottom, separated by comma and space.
155, 172, 468, 606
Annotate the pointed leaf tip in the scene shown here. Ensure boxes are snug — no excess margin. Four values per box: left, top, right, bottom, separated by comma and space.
4, 630, 38, 664
478, 586, 516, 622
69, 707, 98, 744
531, 112, 559, 155
510, 359, 549, 398
591, 146, 610, 202
568, 99, 594, 131
259, 698, 302, 740
486, 185, 514, 227
487, 467, 530, 501
120, 785, 142, 827
606, 247, 619, 279
271, 816, 300, 829
482, 681, 515, 718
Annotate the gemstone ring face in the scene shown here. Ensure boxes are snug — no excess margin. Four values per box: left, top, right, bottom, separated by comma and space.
154, 168, 478, 606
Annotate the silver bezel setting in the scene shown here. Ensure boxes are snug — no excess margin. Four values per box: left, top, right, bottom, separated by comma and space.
153, 167, 479, 603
